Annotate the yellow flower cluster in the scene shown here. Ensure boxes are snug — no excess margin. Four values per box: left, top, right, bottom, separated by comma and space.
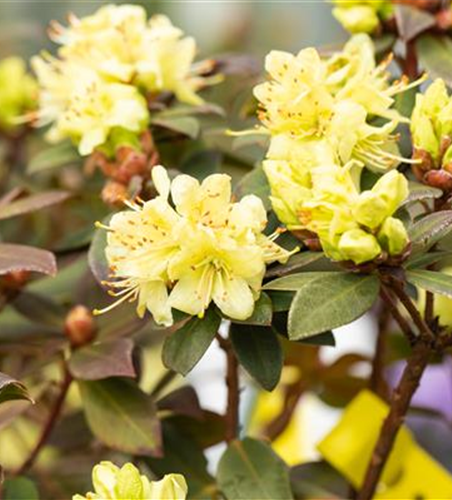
96, 166, 296, 325
255, 35, 411, 264
0, 57, 37, 132
411, 78, 452, 168
73, 461, 187, 500
32, 5, 208, 155
331, 0, 393, 34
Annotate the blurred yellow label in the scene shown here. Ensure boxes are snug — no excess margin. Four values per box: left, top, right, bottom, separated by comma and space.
318, 390, 452, 499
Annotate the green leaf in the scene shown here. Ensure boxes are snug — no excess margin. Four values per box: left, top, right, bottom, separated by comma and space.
181, 150, 222, 179
403, 182, 443, 206
405, 250, 452, 270
288, 273, 379, 339
299, 331, 336, 347
234, 166, 271, 210
88, 217, 110, 284
69, 339, 136, 380
162, 308, 221, 376
268, 291, 295, 312
217, 438, 294, 500
409, 211, 452, 255
265, 252, 325, 279
231, 293, 272, 326
27, 141, 80, 174
395, 5, 435, 42
0, 244, 57, 276
78, 378, 161, 456
12, 292, 65, 328
406, 269, 452, 299
145, 420, 215, 499
0, 191, 70, 220
417, 35, 452, 86
230, 324, 283, 391
0, 372, 34, 405
264, 272, 339, 291
152, 116, 200, 139
2, 477, 40, 500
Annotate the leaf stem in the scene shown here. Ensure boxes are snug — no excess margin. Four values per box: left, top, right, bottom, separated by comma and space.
217, 334, 240, 443
16, 366, 72, 475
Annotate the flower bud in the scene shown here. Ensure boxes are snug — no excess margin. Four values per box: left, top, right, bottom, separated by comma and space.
64, 305, 96, 348
338, 228, 381, 264
101, 181, 128, 207
353, 191, 388, 229
332, 4, 380, 34
423, 169, 452, 192
368, 170, 409, 215
377, 217, 409, 256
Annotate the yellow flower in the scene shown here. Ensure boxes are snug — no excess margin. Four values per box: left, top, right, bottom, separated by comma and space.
49, 5, 207, 105
411, 78, 452, 163
73, 461, 187, 500
96, 166, 296, 324
331, 0, 393, 34
32, 56, 149, 155
0, 57, 37, 131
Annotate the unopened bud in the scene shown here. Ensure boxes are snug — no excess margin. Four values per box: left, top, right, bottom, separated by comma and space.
377, 217, 409, 256
101, 180, 128, 207
114, 147, 147, 184
424, 169, 452, 192
2, 270, 30, 289
338, 228, 381, 264
64, 305, 96, 348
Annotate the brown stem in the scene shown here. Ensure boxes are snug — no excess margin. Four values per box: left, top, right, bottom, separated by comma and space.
264, 381, 304, 441
357, 339, 433, 500
404, 40, 419, 80
387, 277, 434, 342
379, 286, 417, 345
217, 334, 240, 443
370, 304, 390, 401
17, 367, 72, 475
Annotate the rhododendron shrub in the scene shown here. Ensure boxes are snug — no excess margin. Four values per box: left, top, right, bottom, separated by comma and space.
2, 2, 452, 500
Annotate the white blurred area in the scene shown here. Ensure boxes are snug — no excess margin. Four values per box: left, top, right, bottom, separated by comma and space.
188, 313, 377, 471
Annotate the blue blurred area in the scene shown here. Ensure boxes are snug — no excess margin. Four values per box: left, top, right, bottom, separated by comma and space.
0, 1, 346, 61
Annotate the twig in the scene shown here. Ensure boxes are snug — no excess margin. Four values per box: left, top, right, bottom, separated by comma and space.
150, 369, 177, 399
216, 334, 240, 443
357, 339, 433, 499
16, 367, 72, 475
379, 286, 417, 345
370, 303, 391, 401
263, 380, 304, 441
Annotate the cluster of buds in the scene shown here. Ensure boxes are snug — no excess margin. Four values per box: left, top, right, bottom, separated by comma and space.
0, 57, 37, 135
411, 78, 452, 192
73, 461, 187, 500
331, 0, 393, 35
95, 166, 296, 326
255, 35, 413, 266
31, 4, 213, 164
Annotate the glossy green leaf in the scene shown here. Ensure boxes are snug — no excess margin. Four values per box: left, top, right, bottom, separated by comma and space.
288, 273, 379, 339
88, 217, 110, 284
265, 252, 325, 279
264, 272, 339, 292
299, 331, 336, 347
230, 324, 283, 391
0, 244, 57, 276
403, 182, 443, 206
162, 308, 220, 376
409, 211, 452, 255
234, 166, 271, 210
27, 141, 79, 174
231, 292, 272, 326
12, 292, 65, 327
181, 150, 222, 179
69, 339, 136, 380
0, 372, 34, 405
417, 35, 452, 86
217, 438, 294, 500
405, 250, 452, 270
78, 378, 161, 456
406, 269, 452, 299
152, 116, 200, 139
